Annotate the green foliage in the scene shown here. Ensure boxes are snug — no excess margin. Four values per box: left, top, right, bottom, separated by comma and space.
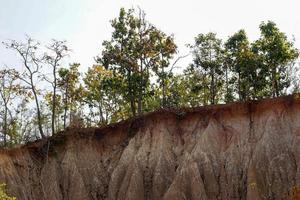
253, 21, 299, 97
57, 63, 83, 129
83, 65, 125, 125
0, 184, 16, 200
1, 9, 300, 147
187, 21, 299, 104
190, 32, 224, 104
0, 69, 28, 146
225, 29, 268, 100
182, 66, 211, 106
98, 8, 177, 116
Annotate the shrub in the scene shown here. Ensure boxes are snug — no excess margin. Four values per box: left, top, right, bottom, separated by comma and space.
0, 183, 16, 200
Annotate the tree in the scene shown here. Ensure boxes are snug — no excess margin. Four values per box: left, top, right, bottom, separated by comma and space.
98, 8, 177, 116
254, 21, 299, 97
190, 32, 224, 104
225, 30, 267, 101
44, 40, 69, 135
58, 63, 81, 129
163, 74, 190, 108
0, 69, 22, 146
182, 65, 211, 106
147, 30, 177, 108
83, 65, 115, 125
222, 51, 235, 103
3, 37, 46, 138
287, 63, 300, 93
14, 99, 36, 143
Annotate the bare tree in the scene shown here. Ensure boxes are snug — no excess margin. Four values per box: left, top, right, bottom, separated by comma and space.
43, 40, 69, 135
3, 37, 45, 138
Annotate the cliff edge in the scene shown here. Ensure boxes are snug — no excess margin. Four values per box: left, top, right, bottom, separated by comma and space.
1, 95, 300, 200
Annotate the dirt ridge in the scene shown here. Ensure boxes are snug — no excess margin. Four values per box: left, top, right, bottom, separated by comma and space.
1, 94, 300, 199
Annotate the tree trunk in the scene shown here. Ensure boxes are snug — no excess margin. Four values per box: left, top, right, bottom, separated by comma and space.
32, 82, 45, 138
98, 102, 104, 125
51, 78, 57, 135
162, 73, 166, 108
238, 72, 242, 101
137, 59, 143, 115
225, 64, 229, 103
63, 86, 69, 129
63, 102, 67, 129
202, 73, 208, 106
3, 103, 8, 146
271, 66, 278, 97
130, 98, 136, 117
210, 68, 215, 105
128, 71, 136, 117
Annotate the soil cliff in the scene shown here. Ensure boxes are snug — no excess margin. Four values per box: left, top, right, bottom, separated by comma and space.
1, 95, 300, 200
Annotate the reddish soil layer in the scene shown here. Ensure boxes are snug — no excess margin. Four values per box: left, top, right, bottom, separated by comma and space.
1, 94, 300, 200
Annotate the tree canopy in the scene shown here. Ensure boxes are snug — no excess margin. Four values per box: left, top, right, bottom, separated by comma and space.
0, 8, 299, 146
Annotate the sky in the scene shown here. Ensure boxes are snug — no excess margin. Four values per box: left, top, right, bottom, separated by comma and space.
0, 0, 300, 72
